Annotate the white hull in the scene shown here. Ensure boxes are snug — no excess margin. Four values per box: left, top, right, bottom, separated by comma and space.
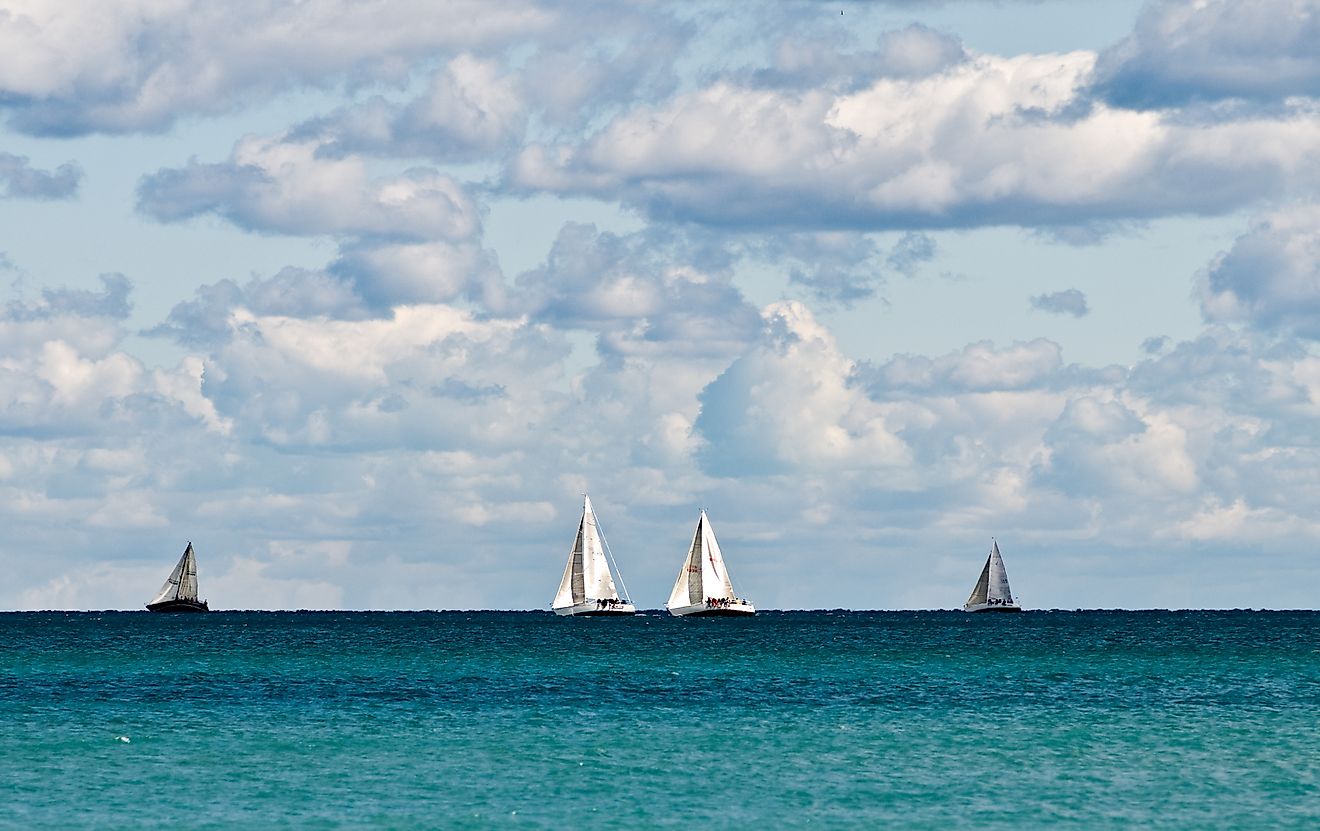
964, 602, 1021, 613
553, 600, 636, 616
667, 599, 756, 617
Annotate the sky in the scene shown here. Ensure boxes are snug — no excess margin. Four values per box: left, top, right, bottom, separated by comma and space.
3, 0, 1320, 610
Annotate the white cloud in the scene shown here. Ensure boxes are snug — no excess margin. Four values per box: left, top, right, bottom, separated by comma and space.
298, 54, 528, 162
695, 301, 910, 475
514, 223, 762, 359
0, 0, 553, 134
137, 134, 482, 241
8, 274, 1320, 609
1200, 203, 1320, 337
871, 338, 1065, 393
333, 239, 507, 310
508, 51, 1320, 229
1093, 0, 1320, 109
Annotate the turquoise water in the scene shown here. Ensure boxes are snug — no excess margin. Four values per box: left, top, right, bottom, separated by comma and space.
4, 611, 1320, 829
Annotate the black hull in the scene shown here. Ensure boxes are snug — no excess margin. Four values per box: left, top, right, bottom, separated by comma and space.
968, 606, 1022, 613
147, 599, 209, 613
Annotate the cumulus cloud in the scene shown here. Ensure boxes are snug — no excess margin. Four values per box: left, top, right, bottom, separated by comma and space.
0, 0, 553, 135
1093, 0, 1320, 110
1199, 204, 1320, 338
1030, 288, 1089, 317
514, 223, 762, 358
199, 303, 566, 451
7, 273, 132, 321
0, 275, 227, 438
507, 51, 1320, 230
520, 23, 688, 129
332, 239, 508, 311
137, 135, 481, 241
145, 268, 371, 348
755, 232, 884, 305
0, 152, 81, 199
294, 54, 528, 162
11, 269, 1320, 608
1039, 394, 1198, 499
866, 338, 1067, 393
695, 301, 909, 475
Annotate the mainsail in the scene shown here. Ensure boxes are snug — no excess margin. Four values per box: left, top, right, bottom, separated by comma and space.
966, 539, 1014, 608
667, 510, 737, 609
553, 496, 623, 608
150, 542, 200, 606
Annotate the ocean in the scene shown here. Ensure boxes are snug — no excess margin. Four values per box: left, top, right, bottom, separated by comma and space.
3, 611, 1319, 829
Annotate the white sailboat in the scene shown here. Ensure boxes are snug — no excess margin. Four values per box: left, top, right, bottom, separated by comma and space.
666, 510, 755, 617
552, 495, 635, 616
963, 539, 1021, 613
146, 542, 209, 613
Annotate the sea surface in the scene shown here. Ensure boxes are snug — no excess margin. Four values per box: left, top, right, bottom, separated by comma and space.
3, 611, 1319, 829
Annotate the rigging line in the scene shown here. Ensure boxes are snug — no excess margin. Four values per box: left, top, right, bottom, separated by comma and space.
593, 507, 632, 604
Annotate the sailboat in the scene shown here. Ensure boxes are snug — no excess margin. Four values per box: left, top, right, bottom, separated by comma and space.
666, 510, 755, 617
552, 495, 636, 616
963, 539, 1021, 613
146, 542, 210, 613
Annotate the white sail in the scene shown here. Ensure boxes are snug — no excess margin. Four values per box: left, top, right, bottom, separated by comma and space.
553, 496, 622, 609
965, 560, 989, 608
553, 519, 585, 609
580, 496, 619, 601
986, 540, 1013, 604
667, 519, 703, 609
150, 543, 199, 605
668, 511, 738, 608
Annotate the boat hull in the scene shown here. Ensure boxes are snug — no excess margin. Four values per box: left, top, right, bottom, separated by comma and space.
963, 603, 1021, 613
146, 599, 210, 613
667, 601, 756, 617
553, 601, 636, 617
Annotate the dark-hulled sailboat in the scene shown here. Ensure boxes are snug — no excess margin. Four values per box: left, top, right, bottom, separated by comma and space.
146, 542, 209, 612
963, 539, 1020, 613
